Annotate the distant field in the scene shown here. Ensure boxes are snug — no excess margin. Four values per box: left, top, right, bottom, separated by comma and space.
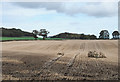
0, 37, 63, 41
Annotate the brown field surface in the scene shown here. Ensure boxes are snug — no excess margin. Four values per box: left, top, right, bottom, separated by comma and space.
1, 40, 118, 80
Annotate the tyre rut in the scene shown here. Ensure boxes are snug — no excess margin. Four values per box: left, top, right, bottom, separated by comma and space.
64, 43, 85, 77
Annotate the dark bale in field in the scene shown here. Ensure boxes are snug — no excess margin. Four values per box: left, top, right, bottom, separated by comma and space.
88, 51, 106, 58
57, 53, 64, 56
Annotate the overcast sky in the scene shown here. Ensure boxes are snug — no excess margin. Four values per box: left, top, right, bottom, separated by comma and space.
1, 2, 118, 38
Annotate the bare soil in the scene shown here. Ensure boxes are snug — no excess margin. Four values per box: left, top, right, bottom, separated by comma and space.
1, 40, 118, 80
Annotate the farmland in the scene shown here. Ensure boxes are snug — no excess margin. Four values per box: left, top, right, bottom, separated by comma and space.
1, 40, 118, 80
0, 37, 63, 41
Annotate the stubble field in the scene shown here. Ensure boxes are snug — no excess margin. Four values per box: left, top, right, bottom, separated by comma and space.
1, 40, 118, 80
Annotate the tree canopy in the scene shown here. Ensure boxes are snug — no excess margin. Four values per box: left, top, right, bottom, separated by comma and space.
32, 29, 50, 40
112, 31, 119, 36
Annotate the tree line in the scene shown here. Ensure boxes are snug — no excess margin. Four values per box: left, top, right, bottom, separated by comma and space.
1, 27, 119, 40
0, 27, 33, 37
50, 32, 97, 39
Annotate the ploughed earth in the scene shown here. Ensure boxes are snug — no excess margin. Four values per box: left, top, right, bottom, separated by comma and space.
1, 40, 118, 80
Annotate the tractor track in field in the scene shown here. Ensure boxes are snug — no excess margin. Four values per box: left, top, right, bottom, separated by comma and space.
34, 42, 86, 79
64, 43, 85, 77
32, 43, 81, 79
32, 55, 63, 78
31, 44, 65, 78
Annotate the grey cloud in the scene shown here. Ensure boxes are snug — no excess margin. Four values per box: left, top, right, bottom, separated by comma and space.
12, 2, 63, 10
12, 2, 117, 18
